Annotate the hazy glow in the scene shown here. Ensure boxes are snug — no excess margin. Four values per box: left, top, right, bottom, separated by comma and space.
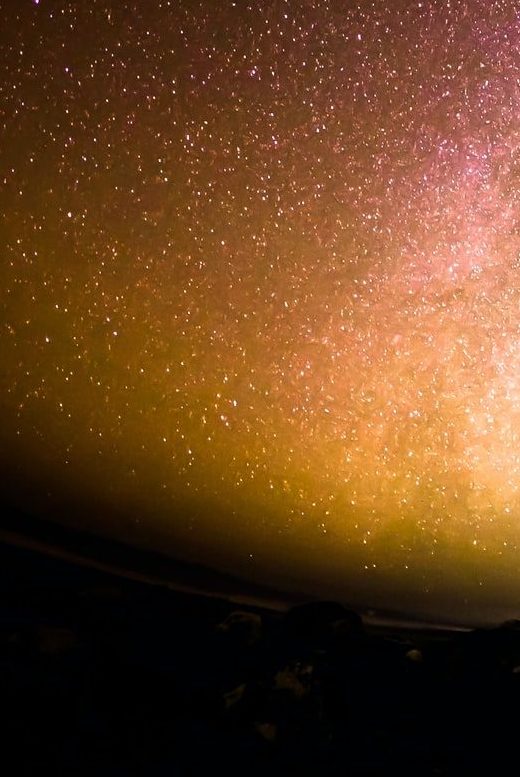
2, 1, 520, 623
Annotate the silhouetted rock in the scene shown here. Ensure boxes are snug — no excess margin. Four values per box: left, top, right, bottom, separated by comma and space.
274, 660, 314, 699
5, 537, 520, 775
499, 619, 520, 631
405, 647, 423, 663
458, 624, 520, 675
216, 610, 263, 647
283, 601, 363, 644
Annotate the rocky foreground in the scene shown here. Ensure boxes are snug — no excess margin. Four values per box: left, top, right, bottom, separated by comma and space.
3, 541, 520, 775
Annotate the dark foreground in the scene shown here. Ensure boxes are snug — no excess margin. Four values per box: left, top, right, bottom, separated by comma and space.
3, 541, 520, 775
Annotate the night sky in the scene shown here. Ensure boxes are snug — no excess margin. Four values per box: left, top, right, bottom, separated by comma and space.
2, 0, 520, 624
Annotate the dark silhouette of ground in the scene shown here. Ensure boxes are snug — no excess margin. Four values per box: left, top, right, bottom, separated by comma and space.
2, 537, 520, 775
